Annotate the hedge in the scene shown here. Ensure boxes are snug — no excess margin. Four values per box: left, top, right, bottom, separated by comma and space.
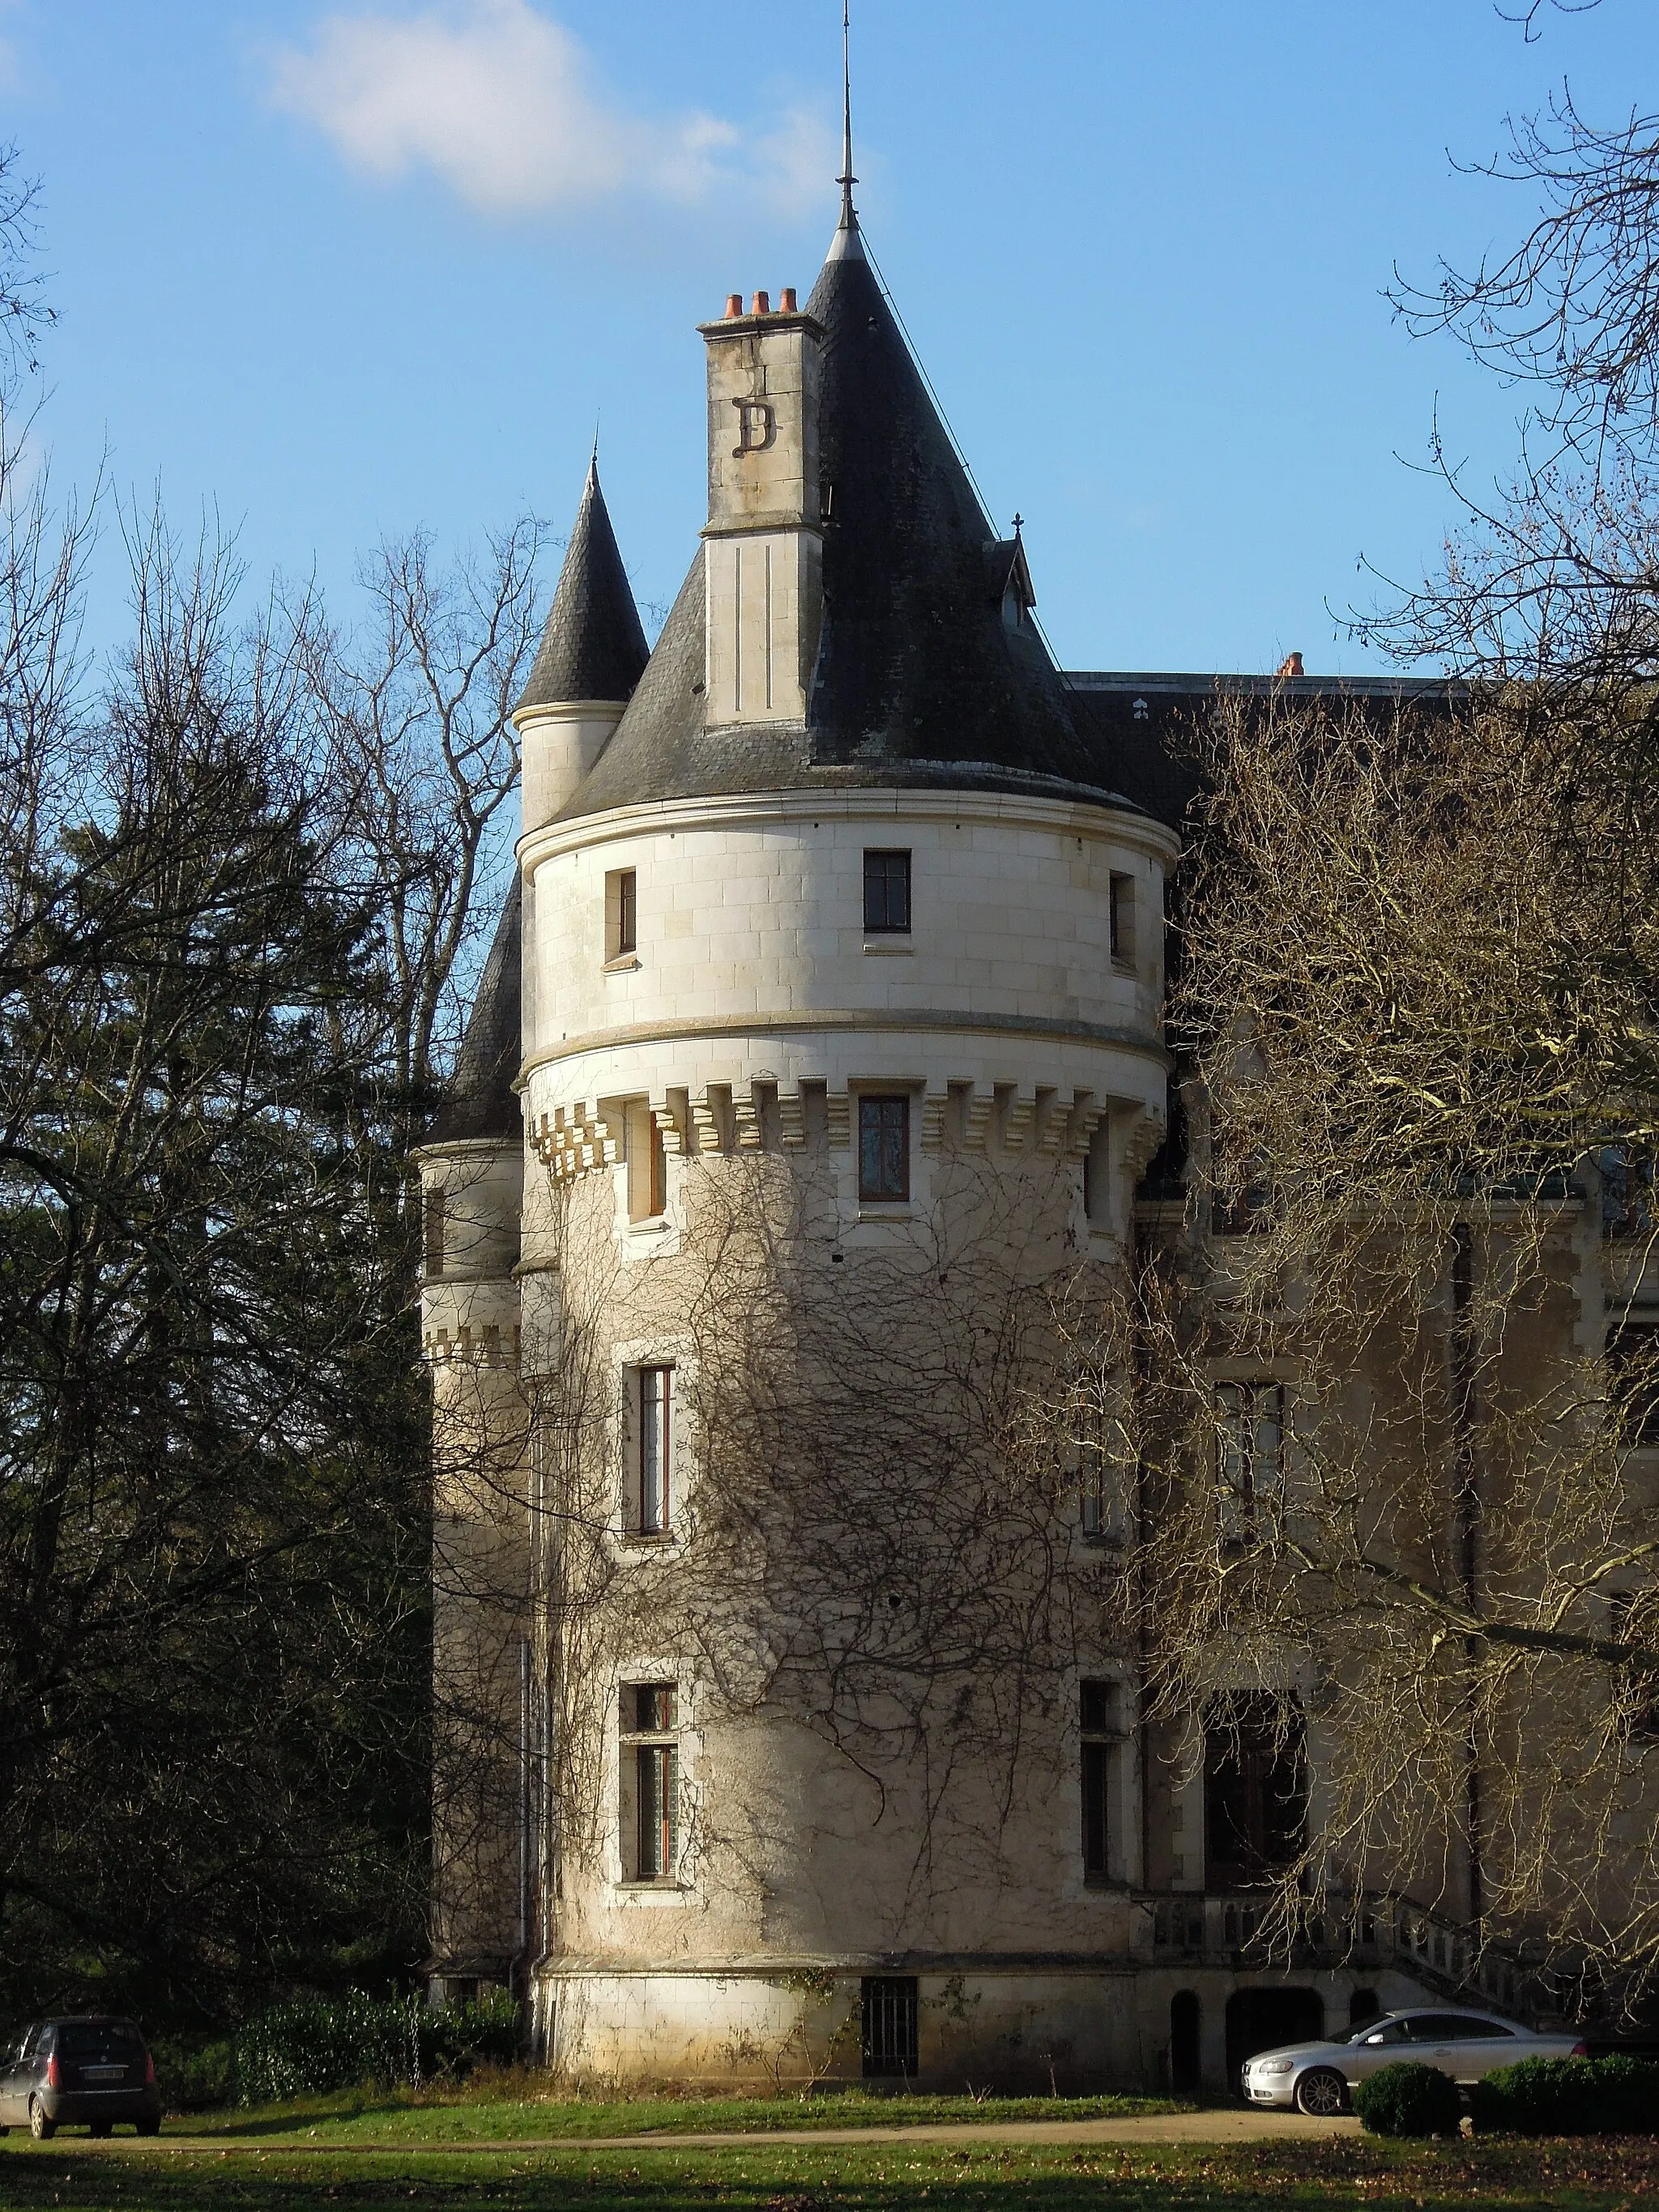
1468, 2055, 1659, 2135
1351, 2061, 1464, 2137
153, 1988, 522, 2110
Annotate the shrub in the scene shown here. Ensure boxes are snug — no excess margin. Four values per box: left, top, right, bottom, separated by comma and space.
1351, 2061, 1464, 2137
151, 2037, 235, 2114
232, 1988, 523, 2105
1468, 2054, 1659, 2135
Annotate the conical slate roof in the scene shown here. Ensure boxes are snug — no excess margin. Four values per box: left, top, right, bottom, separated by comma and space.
803, 215, 1091, 779
425, 876, 522, 1146
559, 209, 1128, 823
516, 458, 650, 713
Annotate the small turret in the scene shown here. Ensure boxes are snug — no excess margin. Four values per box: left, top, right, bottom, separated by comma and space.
515, 458, 650, 835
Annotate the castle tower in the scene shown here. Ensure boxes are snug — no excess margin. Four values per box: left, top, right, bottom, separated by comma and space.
420, 464, 650, 1999
506, 178, 1182, 2085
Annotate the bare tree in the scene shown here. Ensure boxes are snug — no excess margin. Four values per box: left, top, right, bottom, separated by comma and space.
302, 521, 547, 1115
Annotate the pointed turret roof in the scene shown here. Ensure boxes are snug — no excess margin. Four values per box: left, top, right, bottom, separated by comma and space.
424, 876, 522, 1146
800, 222, 1091, 778
559, 211, 1124, 823
516, 458, 650, 714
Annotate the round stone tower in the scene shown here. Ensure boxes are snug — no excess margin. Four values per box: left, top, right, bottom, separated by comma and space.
492, 185, 1180, 2087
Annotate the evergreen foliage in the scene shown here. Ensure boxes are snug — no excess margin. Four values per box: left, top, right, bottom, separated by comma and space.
1350, 2062, 1465, 2137
1468, 2055, 1659, 2134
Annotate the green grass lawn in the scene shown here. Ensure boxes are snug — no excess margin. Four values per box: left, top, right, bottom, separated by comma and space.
2, 2133, 1657, 2211
168, 2081, 1181, 2143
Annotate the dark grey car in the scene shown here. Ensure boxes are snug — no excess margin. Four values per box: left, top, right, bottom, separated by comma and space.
0, 2018, 161, 2138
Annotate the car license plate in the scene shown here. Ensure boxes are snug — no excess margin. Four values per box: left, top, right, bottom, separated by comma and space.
85, 2065, 123, 2080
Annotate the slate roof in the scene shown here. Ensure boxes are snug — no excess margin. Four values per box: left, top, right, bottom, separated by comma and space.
516, 458, 650, 714
555, 207, 1120, 823
424, 876, 522, 1147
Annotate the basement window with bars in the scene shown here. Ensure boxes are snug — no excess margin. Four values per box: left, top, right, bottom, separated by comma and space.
622, 1683, 679, 1882
860, 1976, 918, 2079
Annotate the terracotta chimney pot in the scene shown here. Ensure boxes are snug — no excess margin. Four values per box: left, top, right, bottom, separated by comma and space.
724, 292, 744, 318
779, 287, 798, 313
753, 290, 770, 316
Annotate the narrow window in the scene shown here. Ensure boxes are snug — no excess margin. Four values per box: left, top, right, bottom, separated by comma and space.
636, 1366, 672, 1534
1081, 1679, 1116, 1877
625, 1099, 667, 1223
1109, 872, 1136, 965
1603, 1144, 1656, 1239
1083, 1119, 1112, 1231
1606, 1325, 1659, 1448
860, 1976, 918, 2078
605, 867, 638, 961
1079, 1421, 1123, 1542
1216, 1382, 1284, 1538
863, 849, 911, 934
625, 1683, 678, 1881
1203, 1692, 1307, 1889
858, 1095, 910, 1202
423, 1187, 446, 1280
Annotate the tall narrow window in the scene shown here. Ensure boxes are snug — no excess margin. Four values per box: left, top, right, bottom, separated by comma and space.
625, 1684, 678, 1881
1109, 872, 1136, 966
1606, 1325, 1659, 1448
863, 849, 911, 934
858, 1095, 911, 1202
1081, 1678, 1116, 1877
625, 1099, 667, 1223
636, 1366, 672, 1534
423, 1187, 446, 1279
1216, 1382, 1284, 1538
1203, 1692, 1306, 1889
606, 867, 638, 961
1079, 1421, 1124, 1542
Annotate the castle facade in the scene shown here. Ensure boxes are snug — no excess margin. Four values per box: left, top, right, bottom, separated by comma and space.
414, 183, 1555, 2095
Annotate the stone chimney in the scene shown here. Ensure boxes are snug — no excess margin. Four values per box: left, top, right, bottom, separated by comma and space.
697, 290, 825, 723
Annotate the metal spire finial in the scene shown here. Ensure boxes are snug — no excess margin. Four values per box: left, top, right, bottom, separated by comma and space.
838, 0, 857, 228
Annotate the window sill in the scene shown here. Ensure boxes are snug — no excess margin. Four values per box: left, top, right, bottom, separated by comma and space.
619, 1530, 676, 1549
626, 1215, 670, 1237
1111, 957, 1137, 978
615, 1879, 688, 1894
855, 1203, 915, 1221
1080, 1530, 1125, 1549
864, 940, 914, 956
603, 953, 641, 974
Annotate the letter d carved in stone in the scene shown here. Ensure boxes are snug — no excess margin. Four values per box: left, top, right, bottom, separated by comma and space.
731, 398, 776, 457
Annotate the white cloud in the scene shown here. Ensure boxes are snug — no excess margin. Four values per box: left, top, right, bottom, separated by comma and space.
268, 0, 830, 218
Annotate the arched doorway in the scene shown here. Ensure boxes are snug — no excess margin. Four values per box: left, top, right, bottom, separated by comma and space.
1170, 1990, 1201, 2092
1225, 1987, 1324, 2096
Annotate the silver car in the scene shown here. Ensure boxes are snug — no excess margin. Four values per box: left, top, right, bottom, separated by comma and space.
1242, 2005, 1587, 2116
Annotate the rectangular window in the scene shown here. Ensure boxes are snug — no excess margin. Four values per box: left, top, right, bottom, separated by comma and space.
625, 1099, 667, 1222
423, 1187, 446, 1279
636, 1366, 672, 1534
1603, 1145, 1657, 1239
1109, 872, 1136, 965
605, 867, 638, 961
624, 1683, 678, 1881
863, 849, 911, 934
1079, 1426, 1124, 1542
1607, 1325, 1659, 1448
860, 1976, 918, 2078
858, 1095, 911, 1203
1081, 1679, 1116, 1878
1216, 1382, 1284, 1537
1203, 1692, 1307, 1889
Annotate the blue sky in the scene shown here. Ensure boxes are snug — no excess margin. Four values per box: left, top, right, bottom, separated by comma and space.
5, 0, 1657, 675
